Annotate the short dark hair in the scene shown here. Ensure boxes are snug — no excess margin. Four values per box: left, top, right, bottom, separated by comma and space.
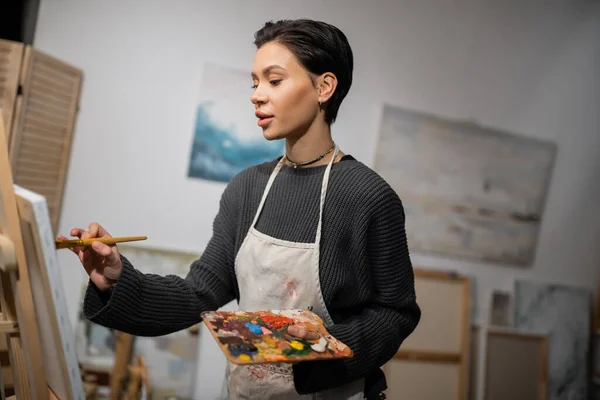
254, 19, 354, 125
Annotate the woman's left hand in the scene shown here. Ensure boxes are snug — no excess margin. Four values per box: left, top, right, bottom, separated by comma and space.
287, 325, 319, 340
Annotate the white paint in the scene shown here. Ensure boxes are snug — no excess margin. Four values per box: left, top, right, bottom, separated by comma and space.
34, 1, 600, 399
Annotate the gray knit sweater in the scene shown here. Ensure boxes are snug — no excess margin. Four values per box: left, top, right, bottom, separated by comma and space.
83, 155, 421, 397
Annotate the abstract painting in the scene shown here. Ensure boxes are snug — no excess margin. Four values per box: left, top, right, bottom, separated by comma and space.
187, 62, 285, 183
514, 280, 592, 400
373, 104, 557, 266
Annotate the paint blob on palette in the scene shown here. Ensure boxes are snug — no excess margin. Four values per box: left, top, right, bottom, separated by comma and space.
201, 309, 354, 364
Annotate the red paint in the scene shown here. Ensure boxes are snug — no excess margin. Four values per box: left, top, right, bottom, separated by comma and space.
261, 315, 294, 330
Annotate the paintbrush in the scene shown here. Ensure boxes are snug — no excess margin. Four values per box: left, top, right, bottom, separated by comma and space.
55, 236, 147, 249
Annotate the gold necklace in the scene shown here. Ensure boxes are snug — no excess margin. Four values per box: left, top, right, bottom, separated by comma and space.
285, 143, 336, 169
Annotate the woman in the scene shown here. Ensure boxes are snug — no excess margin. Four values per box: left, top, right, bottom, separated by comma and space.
62, 19, 421, 399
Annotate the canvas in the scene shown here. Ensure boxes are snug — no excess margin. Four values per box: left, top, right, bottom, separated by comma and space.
187, 62, 285, 183
373, 104, 556, 266
202, 309, 353, 364
134, 329, 199, 399
15, 185, 85, 400
514, 280, 592, 400
75, 245, 201, 399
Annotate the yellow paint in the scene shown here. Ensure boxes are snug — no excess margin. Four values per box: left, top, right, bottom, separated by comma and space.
290, 341, 304, 350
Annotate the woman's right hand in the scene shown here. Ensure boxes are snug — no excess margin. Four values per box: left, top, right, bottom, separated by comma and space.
57, 222, 123, 291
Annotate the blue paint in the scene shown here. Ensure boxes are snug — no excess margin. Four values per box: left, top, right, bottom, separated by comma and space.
245, 322, 263, 335
228, 343, 258, 358
228, 344, 244, 358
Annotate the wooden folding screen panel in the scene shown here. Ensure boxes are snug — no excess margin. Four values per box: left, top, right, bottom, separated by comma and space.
383, 269, 471, 400
0, 38, 82, 235
484, 329, 547, 400
0, 41, 24, 143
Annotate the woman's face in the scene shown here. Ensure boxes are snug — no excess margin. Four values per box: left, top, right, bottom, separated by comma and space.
251, 41, 321, 141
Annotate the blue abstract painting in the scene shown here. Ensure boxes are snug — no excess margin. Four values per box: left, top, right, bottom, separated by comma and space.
187, 62, 284, 183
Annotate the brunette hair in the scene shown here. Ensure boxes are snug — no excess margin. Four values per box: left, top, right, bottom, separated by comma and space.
254, 19, 354, 124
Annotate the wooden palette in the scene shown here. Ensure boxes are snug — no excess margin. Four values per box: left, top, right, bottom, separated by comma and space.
201, 309, 353, 364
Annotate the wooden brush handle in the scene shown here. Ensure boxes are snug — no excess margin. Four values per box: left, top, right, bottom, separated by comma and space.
55, 236, 147, 249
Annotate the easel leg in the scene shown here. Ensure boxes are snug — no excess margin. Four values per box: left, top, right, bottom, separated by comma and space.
110, 332, 134, 400
0, 273, 30, 399
0, 333, 5, 399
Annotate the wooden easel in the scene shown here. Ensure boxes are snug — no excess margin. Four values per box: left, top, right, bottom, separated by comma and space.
0, 112, 93, 399
125, 355, 149, 400
0, 113, 50, 398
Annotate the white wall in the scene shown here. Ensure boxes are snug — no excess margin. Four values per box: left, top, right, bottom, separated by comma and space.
34, 0, 600, 399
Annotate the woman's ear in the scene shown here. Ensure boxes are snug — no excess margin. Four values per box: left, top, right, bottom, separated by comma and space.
316, 72, 338, 104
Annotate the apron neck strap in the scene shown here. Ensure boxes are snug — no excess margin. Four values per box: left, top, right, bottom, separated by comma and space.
314, 144, 339, 244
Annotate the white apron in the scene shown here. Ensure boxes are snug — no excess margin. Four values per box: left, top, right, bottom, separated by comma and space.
220, 146, 364, 399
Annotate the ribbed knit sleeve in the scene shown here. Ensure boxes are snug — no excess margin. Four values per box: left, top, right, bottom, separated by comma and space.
292, 177, 421, 395
82, 178, 241, 337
